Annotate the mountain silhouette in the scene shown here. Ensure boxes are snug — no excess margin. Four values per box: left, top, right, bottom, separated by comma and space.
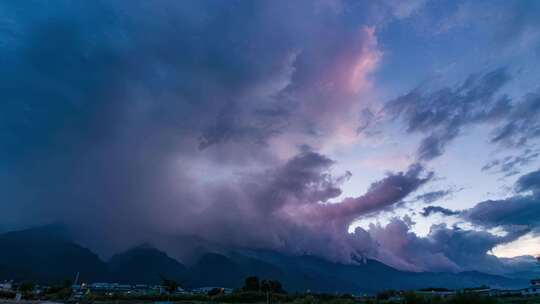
109, 244, 187, 284
0, 225, 528, 293
0, 224, 109, 283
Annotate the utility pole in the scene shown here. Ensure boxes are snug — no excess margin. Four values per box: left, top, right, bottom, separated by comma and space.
74, 272, 80, 286
536, 255, 540, 277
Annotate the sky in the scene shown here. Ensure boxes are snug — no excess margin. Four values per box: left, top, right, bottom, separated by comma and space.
0, 0, 539, 275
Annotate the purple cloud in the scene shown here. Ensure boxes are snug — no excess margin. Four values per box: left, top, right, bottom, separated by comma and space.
366, 217, 530, 274
421, 206, 460, 217
384, 68, 511, 160
0, 0, 538, 277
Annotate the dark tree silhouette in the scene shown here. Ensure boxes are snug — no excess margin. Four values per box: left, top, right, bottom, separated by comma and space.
19, 282, 35, 296
261, 280, 285, 294
208, 287, 224, 296
243, 276, 260, 292
159, 275, 179, 294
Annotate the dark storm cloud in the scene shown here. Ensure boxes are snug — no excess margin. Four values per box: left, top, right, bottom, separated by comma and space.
464, 196, 540, 231
418, 223, 529, 273
368, 217, 531, 274
266, 150, 343, 205
0, 0, 298, 252
372, 169, 540, 273
461, 169, 540, 233
167, 151, 430, 263
1, 0, 535, 276
422, 171, 540, 231
0, 0, 382, 167
420, 206, 459, 217
0, 0, 401, 259
384, 68, 512, 160
0, 0, 293, 165
515, 168, 540, 195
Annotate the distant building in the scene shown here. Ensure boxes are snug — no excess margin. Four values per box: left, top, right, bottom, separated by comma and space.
173, 286, 190, 294
86, 282, 132, 293
70, 282, 173, 297
387, 295, 403, 302
522, 259, 540, 297
416, 290, 456, 298
0, 281, 13, 291
521, 279, 540, 297
191, 287, 233, 295
487, 289, 522, 297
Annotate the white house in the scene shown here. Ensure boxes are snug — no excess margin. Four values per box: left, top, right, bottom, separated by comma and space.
191, 287, 232, 294
521, 279, 540, 296
0, 281, 13, 291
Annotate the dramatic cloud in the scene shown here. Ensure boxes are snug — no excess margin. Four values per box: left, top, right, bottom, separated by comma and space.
515, 169, 540, 195
289, 163, 433, 225
384, 68, 512, 160
378, 65, 540, 162
421, 206, 459, 217
464, 196, 540, 231
382, 168, 540, 273
462, 169, 540, 233
0, 0, 424, 262
367, 217, 531, 274
164, 151, 432, 263
0, 0, 386, 256
1, 0, 539, 276
0, 0, 384, 164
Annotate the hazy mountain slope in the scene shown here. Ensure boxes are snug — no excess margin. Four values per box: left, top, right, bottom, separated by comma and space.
0, 224, 109, 283
109, 245, 187, 284
184, 253, 245, 288
0, 226, 528, 293
231, 249, 526, 293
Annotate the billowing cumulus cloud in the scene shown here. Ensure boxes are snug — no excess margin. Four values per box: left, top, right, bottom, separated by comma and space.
284, 163, 433, 228
367, 218, 529, 274
176, 151, 433, 262
0, 0, 416, 261
390, 168, 540, 273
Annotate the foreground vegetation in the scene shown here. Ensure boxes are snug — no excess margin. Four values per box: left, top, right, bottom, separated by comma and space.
1, 276, 538, 304
3, 289, 539, 304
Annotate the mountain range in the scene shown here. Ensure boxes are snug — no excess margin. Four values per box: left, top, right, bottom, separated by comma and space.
0, 225, 529, 294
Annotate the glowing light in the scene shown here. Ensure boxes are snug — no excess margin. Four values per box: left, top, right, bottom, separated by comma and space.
492, 233, 540, 258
